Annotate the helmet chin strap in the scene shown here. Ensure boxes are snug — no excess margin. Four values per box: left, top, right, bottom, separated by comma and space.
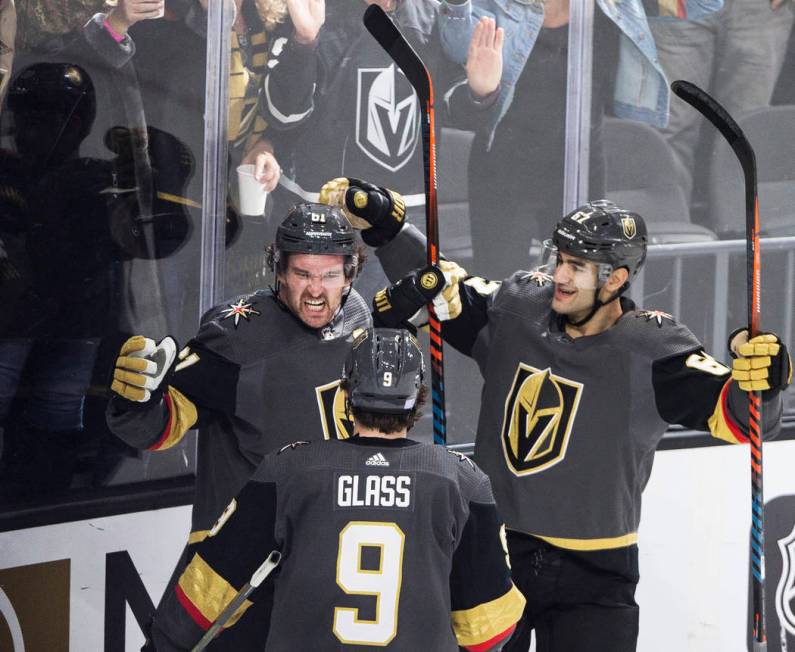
564, 281, 629, 328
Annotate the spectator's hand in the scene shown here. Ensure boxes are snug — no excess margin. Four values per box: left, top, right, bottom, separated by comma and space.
319, 177, 405, 246
729, 329, 792, 393
111, 336, 177, 403
466, 17, 504, 99
373, 265, 445, 328
287, 0, 325, 45
770, 0, 793, 9
107, 0, 165, 36
242, 139, 281, 192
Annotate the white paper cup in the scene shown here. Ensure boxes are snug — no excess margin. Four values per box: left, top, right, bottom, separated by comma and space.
237, 164, 269, 215
148, 1, 165, 19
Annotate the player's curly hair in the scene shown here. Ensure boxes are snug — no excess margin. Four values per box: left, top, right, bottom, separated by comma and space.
253, 0, 288, 31
341, 384, 428, 435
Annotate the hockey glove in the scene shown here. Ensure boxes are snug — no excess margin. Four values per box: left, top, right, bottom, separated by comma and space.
435, 259, 467, 321
111, 335, 177, 403
729, 329, 792, 393
319, 177, 405, 246
373, 265, 445, 328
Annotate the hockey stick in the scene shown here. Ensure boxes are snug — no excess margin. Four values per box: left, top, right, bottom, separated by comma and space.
671, 80, 766, 651
363, 5, 447, 446
191, 550, 281, 652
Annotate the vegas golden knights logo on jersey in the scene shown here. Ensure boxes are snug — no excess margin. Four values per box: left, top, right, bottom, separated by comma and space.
316, 380, 354, 440
500, 363, 583, 476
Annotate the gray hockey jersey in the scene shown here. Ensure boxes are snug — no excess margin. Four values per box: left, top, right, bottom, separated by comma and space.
150, 437, 526, 651
107, 288, 372, 535
377, 225, 782, 551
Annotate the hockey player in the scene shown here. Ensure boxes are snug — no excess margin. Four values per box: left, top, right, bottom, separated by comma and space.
146, 327, 526, 651
106, 203, 372, 649
320, 179, 792, 652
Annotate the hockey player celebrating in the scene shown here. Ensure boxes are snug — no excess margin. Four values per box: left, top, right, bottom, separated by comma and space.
320, 179, 792, 652
106, 203, 372, 649
146, 327, 525, 651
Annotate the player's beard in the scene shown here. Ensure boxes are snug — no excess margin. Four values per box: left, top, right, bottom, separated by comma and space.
287, 286, 345, 330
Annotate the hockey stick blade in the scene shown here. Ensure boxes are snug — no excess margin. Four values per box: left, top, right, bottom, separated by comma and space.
671, 81, 757, 197
363, 5, 431, 105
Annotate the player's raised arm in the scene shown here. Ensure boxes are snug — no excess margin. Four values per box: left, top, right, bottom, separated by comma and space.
648, 324, 789, 443
106, 319, 240, 452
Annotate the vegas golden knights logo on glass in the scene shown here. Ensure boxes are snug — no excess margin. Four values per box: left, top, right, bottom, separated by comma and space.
501, 363, 583, 476
316, 380, 354, 440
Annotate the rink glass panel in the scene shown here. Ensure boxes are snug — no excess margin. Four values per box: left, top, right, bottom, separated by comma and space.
0, 0, 793, 521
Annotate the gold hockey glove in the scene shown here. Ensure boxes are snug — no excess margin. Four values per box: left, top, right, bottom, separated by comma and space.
111, 335, 177, 403
319, 177, 405, 246
729, 329, 792, 392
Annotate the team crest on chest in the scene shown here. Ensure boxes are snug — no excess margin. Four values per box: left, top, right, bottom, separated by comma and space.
356, 64, 419, 172
220, 299, 261, 327
316, 380, 354, 440
500, 363, 583, 476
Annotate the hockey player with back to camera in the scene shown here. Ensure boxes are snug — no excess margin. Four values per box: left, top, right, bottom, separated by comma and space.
319, 178, 792, 652
146, 327, 526, 651
106, 203, 372, 649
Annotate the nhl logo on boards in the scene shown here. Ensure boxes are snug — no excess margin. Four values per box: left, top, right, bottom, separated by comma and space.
500, 363, 583, 476
776, 523, 795, 642
365, 452, 390, 467
356, 63, 419, 172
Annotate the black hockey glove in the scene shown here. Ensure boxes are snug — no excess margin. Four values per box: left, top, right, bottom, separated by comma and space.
111, 335, 177, 403
373, 265, 445, 329
319, 177, 405, 246
729, 328, 792, 393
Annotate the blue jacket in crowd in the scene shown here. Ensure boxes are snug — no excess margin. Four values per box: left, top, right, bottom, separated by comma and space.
438, 0, 723, 148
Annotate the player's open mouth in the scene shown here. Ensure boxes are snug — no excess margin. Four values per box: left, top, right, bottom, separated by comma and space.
304, 299, 327, 312
555, 286, 576, 300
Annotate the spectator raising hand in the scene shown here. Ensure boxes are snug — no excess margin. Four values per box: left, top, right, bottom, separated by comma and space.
466, 16, 504, 99
287, 0, 325, 44
106, 0, 165, 36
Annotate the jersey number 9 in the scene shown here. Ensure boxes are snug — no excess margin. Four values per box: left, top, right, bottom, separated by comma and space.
334, 521, 405, 645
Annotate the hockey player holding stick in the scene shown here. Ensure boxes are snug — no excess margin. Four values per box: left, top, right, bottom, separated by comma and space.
321, 180, 791, 652
106, 203, 371, 649
145, 327, 526, 651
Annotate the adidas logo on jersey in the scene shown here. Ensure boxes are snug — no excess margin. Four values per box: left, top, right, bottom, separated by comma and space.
365, 452, 390, 467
